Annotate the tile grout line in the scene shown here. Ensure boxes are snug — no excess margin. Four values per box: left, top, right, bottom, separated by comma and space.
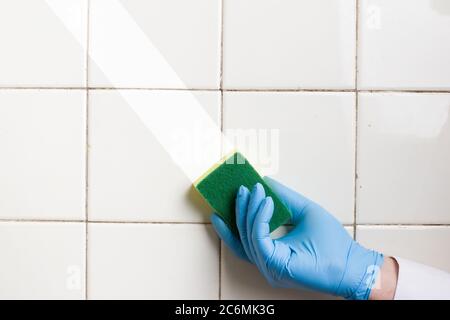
0, 87, 221, 91
224, 88, 356, 93
84, 0, 90, 301
353, 0, 360, 240
0, 219, 211, 224
218, 0, 225, 301
218, 92, 223, 301
0, 219, 86, 223
219, 0, 224, 93
358, 89, 450, 94
0, 218, 449, 227
355, 224, 450, 228
1, 87, 450, 93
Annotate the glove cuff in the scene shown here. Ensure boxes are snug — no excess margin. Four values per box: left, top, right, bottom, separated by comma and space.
349, 251, 384, 300
335, 241, 384, 300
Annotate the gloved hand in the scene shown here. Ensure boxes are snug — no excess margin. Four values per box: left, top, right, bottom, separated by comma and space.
211, 177, 384, 300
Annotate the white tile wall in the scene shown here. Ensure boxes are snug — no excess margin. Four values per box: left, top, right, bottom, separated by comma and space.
0, 90, 86, 220
88, 90, 220, 222
223, 0, 356, 89
0, 222, 85, 299
89, 0, 220, 89
1, 0, 450, 299
357, 93, 450, 224
88, 223, 219, 299
357, 226, 450, 273
0, 0, 87, 87
358, 0, 450, 90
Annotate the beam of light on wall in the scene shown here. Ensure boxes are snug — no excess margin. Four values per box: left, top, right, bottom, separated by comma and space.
45, 0, 235, 182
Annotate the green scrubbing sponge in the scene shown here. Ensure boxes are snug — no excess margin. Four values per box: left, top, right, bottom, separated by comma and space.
194, 151, 291, 234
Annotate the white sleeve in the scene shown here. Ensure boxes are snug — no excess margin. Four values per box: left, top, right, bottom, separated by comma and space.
394, 257, 450, 300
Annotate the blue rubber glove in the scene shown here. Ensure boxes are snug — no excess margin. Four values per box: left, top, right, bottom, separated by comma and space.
211, 177, 384, 300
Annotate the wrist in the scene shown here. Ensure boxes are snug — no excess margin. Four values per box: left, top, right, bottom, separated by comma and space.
369, 256, 399, 300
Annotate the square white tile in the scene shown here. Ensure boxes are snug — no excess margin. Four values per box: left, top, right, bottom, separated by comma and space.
0, 222, 85, 299
89, 0, 220, 89
358, 0, 450, 90
221, 226, 352, 299
88, 90, 220, 222
88, 223, 219, 299
223, 0, 356, 89
223, 92, 355, 224
0, 0, 87, 87
357, 93, 450, 224
0, 90, 86, 220
357, 226, 450, 273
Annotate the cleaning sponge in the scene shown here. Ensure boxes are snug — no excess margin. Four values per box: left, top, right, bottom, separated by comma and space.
194, 151, 291, 234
